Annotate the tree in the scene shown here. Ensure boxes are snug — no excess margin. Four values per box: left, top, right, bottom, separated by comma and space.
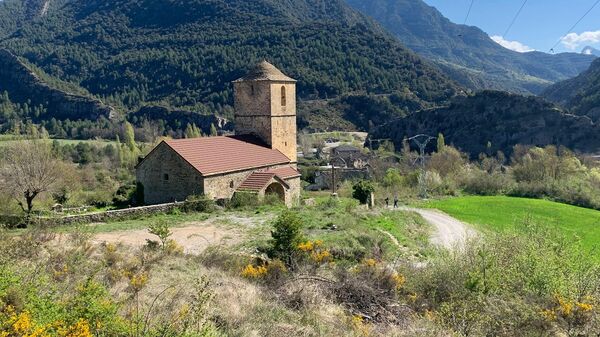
269, 210, 304, 268
0, 140, 62, 217
437, 133, 445, 152
352, 180, 375, 204
148, 220, 172, 250
124, 121, 136, 151
210, 123, 218, 137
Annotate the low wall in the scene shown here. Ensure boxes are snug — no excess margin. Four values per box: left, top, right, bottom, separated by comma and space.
51, 202, 183, 226
1, 202, 183, 228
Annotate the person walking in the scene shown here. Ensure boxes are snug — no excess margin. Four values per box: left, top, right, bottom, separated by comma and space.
393, 195, 399, 209
384, 197, 390, 208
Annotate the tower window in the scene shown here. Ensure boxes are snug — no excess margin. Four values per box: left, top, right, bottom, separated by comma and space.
163, 174, 169, 181
251, 85, 255, 96
230, 181, 234, 188
281, 86, 287, 107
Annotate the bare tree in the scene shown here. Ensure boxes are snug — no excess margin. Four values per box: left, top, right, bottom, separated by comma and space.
0, 140, 62, 216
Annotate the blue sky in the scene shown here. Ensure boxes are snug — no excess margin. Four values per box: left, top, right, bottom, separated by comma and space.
423, 0, 600, 54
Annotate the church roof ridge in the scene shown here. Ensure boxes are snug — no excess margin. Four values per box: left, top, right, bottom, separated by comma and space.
233, 60, 296, 82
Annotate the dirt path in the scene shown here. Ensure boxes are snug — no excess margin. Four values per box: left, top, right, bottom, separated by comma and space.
401, 207, 475, 249
90, 214, 272, 255
92, 224, 240, 255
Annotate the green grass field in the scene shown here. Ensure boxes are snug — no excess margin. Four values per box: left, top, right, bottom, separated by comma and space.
427, 196, 600, 251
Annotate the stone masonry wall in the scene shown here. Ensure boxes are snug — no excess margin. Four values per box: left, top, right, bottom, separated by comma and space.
203, 163, 296, 200
136, 142, 204, 205
270, 82, 297, 162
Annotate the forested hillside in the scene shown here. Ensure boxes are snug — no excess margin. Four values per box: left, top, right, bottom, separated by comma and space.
346, 0, 596, 94
543, 58, 600, 120
0, 0, 460, 132
370, 91, 600, 157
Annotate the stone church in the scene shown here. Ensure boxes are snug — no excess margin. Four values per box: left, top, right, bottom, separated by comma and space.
136, 61, 300, 206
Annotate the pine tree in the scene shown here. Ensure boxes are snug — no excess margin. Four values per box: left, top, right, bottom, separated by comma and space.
437, 133, 445, 152
210, 123, 218, 137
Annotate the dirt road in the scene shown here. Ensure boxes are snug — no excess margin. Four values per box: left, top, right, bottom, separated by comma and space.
402, 207, 475, 249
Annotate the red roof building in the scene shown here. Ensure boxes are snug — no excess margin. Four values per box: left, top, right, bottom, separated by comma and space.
136, 62, 301, 206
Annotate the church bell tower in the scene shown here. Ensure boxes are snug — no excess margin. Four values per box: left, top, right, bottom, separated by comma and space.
233, 61, 297, 163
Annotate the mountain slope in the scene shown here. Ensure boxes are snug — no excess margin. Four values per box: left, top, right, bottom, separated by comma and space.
346, 0, 596, 94
543, 58, 600, 120
370, 91, 600, 157
0, 0, 460, 127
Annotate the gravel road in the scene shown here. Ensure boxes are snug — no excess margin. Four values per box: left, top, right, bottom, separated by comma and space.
402, 207, 475, 249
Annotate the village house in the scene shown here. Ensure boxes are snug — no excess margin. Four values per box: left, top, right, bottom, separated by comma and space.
136, 61, 301, 206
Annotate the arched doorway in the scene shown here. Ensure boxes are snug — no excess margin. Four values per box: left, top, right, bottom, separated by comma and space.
265, 182, 285, 202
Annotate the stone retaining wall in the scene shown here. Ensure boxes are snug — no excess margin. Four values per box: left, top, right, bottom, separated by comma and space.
2, 202, 184, 227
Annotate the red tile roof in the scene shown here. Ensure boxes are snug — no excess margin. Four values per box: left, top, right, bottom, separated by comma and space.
237, 167, 298, 192
163, 136, 291, 176
237, 172, 277, 192
265, 166, 301, 179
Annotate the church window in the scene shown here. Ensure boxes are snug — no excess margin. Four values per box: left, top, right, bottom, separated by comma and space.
163, 174, 169, 181
281, 86, 287, 106
251, 85, 255, 96
230, 181, 234, 188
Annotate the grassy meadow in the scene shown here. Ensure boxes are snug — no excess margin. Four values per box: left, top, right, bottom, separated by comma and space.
427, 196, 600, 252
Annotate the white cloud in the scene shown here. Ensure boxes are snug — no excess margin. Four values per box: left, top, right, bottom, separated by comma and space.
560, 31, 600, 50
490, 35, 535, 53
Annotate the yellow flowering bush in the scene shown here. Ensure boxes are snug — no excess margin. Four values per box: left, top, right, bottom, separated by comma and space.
311, 249, 331, 263
392, 273, 406, 290
129, 272, 149, 292
241, 264, 268, 279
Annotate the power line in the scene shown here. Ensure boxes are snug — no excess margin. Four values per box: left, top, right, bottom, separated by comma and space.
503, 0, 529, 38
463, 0, 475, 25
550, 0, 600, 52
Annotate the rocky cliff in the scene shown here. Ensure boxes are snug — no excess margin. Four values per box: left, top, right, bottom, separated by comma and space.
131, 105, 232, 135
0, 49, 116, 121
369, 91, 600, 157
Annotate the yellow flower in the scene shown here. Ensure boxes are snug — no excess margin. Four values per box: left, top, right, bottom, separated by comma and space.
392, 273, 406, 290
311, 250, 331, 263
129, 272, 148, 292
241, 264, 268, 278
541, 309, 558, 321
576, 302, 594, 312
297, 241, 314, 252
364, 259, 377, 267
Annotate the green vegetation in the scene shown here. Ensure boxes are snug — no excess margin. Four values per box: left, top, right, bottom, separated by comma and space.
0, 0, 458, 134
346, 0, 595, 94
544, 58, 600, 118
427, 196, 600, 251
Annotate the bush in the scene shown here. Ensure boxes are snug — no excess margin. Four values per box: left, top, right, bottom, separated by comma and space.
462, 169, 514, 195
182, 195, 215, 213
268, 210, 305, 268
229, 192, 259, 209
352, 180, 375, 204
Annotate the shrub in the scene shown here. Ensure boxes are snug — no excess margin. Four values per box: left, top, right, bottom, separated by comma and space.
268, 211, 305, 268
352, 180, 375, 204
148, 220, 172, 249
182, 195, 215, 213
229, 192, 259, 209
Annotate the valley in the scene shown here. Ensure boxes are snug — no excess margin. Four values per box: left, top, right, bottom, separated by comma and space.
0, 0, 600, 336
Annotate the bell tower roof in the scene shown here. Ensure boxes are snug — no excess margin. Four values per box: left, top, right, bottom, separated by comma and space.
233, 61, 296, 83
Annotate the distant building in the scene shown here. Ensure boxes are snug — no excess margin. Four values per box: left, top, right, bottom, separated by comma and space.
331, 144, 370, 169
136, 61, 300, 206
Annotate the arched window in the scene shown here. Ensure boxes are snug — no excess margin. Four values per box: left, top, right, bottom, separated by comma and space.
230, 181, 234, 188
251, 85, 255, 96
281, 86, 287, 107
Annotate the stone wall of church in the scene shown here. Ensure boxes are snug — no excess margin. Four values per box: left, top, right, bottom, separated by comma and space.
233, 80, 297, 162
203, 169, 255, 200
136, 143, 204, 205
283, 177, 301, 207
